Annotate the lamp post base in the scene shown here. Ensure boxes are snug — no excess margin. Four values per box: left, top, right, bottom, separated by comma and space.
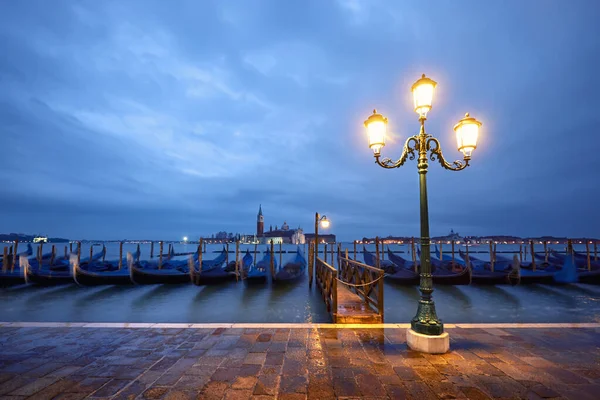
406, 328, 450, 354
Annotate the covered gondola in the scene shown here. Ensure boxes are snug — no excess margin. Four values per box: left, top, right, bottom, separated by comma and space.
24, 245, 106, 285
72, 246, 141, 286
274, 247, 306, 283
191, 247, 235, 285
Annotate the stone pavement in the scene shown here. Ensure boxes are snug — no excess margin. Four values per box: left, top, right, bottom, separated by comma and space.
0, 324, 599, 399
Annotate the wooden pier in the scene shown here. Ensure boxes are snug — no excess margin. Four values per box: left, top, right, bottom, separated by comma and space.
314, 252, 384, 324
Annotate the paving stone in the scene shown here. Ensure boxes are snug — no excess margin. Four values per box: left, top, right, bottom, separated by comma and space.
142, 385, 170, 399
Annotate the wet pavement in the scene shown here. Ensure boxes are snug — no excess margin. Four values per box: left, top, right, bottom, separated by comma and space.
0, 325, 599, 399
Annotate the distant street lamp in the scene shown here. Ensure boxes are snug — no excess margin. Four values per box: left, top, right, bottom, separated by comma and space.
364, 74, 482, 353
183, 236, 188, 243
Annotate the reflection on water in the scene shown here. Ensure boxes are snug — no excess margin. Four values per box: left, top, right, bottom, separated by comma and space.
0, 280, 598, 323
0, 243, 598, 323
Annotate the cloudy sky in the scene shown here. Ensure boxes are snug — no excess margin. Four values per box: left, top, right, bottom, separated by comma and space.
1, 0, 599, 240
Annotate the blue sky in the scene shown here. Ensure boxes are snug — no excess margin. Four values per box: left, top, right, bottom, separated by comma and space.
1, 0, 599, 240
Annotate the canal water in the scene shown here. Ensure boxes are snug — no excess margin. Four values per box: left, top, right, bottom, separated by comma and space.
0, 242, 598, 324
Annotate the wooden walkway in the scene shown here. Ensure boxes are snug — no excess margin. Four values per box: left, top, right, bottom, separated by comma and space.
313, 252, 384, 324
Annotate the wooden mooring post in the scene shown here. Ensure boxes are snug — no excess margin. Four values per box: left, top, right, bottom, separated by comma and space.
150, 242, 154, 258
159, 241, 163, 269
375, 237, 380, 270
235, 240, 240, 281
489, 241, 494, 272
524, 243, 528, 261
519, 244, 523, 262
330, 242, 334, 268
279, 242, 282, 269
226, 243, 229, 266
353, 240, 357, 260
324, 243, 328, 264
196, 240, 203, 283
2, 247, 7, 271
77, 242, 81, 265
253, 243, 258, 270
12, 239, 19, 269
586, 241, 591, 271
451, 241, 455, 264
270, 240, 275, 280
69, 242, 73, 253
102, 245, 106, 262
50, 245, 56, 266
309, 240, 314, 287
118, 242, 123, 270
530, 240, 536, 271
63, 246, 67, 259
89, 245, 93, 264
544, 240, 549, 263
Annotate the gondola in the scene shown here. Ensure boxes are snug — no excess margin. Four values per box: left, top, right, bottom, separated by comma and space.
245, 249, 273, 284
274, 247, 306, 283
416, 248, 472, 285
457, 250, 515, 285
0, 244, 34, 285
238, 250, 254, 280
507, 255, 558, 285
545, 252, 600, 284
129, 247, 192, 285
367, 248, 471, 285
367, 249, 418, 285
190, 248, 235, 285
23, 245, 106, 285
72, 246, 141, 286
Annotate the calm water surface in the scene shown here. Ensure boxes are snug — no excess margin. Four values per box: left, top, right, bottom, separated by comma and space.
0, 242, 598, 323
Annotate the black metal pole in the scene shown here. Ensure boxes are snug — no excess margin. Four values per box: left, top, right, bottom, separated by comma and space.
411, 118, 443, 336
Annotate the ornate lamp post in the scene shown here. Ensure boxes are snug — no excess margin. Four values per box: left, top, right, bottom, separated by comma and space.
364, 74, 482, 353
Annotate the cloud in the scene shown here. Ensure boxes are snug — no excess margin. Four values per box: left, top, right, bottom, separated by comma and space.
0, 0, 599, 240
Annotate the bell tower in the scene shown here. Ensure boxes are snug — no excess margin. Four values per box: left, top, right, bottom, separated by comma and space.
257, 204, 264, 237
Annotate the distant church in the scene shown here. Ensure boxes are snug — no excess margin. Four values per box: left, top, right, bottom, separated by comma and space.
256, 205, 305, 244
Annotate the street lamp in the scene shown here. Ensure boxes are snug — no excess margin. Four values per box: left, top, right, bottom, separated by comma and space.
311, 213, 330, 285
364, 73, 482, 353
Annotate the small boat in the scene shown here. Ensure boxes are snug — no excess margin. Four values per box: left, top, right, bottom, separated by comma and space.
129, 248, 192, 285
371, 250, 418, 285
368, 249, 471, 285
457, 250, 514, 285
274, 247, 306, 283
72, 246, 141, 286
507, 255, 558, 285
191, 248, 235, 285
245, 249, 272, 284
362, 247, 398, 273
0, 244, 34, 285
416, 248, 472, 285
546, 252, 600, 284
23, 245, 106, 285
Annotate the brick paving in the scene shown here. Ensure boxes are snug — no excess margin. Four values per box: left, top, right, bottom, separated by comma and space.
0, 326, 598, 399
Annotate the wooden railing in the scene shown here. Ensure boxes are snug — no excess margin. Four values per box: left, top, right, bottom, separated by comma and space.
315, 257, 337, 321
337, 252, 385, 321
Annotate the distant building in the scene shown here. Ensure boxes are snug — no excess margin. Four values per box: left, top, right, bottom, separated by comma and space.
257, 204, 264, 237
33, 236, 48, 243
304, 233, 337, 244
255, 206, 305, 244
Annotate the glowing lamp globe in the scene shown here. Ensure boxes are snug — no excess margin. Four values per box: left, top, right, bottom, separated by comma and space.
320, 216, 330, 229
364, 109, 387, 155
411, 74, 437, 117
183, 236, 188, 242
454, 113, 482, 158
